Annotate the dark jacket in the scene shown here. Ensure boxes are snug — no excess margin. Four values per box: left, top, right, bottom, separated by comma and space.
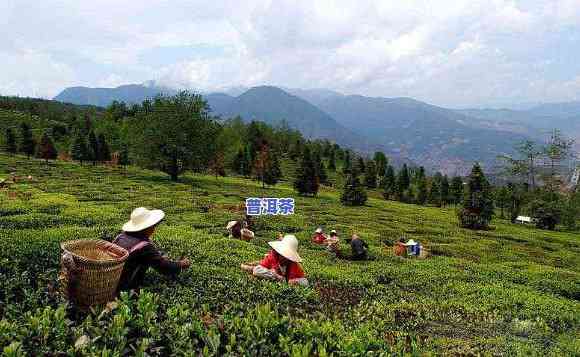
113, 232, 181, 291
350, 238, 368, 260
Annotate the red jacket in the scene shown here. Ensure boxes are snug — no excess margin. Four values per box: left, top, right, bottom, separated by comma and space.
259, 250, 305, 281
312, 233, 326, 244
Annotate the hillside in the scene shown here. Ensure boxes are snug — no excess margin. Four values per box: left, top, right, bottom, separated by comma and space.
315, 95, 528, 174
54, 84, 175, 107
205, 86, 382, 153
1, 153, 579, 355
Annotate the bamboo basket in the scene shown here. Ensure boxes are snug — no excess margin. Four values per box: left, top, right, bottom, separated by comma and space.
59, 239, 129, 308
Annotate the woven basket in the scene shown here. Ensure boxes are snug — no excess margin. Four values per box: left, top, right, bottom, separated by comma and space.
59, 239, 129, 309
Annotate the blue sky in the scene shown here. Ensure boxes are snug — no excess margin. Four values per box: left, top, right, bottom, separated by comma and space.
1, 0, 579, 107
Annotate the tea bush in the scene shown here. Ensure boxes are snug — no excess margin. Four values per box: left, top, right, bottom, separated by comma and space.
0, 153, 579, 355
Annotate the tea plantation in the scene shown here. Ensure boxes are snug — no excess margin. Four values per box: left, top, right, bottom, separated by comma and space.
1, 153, 579, 356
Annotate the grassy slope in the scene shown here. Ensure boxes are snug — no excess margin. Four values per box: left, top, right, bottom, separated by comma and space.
0, 153, 579, 355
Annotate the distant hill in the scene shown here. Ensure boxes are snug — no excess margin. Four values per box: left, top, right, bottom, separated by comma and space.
204, 86, 385, 155
54, 84, 175, 107
54, 83, 548, 174
312, 95, 527, 174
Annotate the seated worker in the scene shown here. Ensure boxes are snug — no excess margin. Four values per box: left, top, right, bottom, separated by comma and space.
324, 229, 340, 254
312, 227, 327, 244
241, 235, 308, 286
393, 237, 407, 257
113, 207, 190, 292
348, 234, 369, 260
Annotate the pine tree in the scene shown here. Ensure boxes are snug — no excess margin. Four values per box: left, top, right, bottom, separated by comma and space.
4, 128, 17, 154
210, 151, 226, 179
264, 149, 282, 186
458, 163, 494, 229
428, 173, 443, 207
328, 149, 336, 171
19, 122, 35, 158
416, 175, 428, 205
373, 152, 388, 178
37, 131, 58, 163
398, 164, 410, 191
382, 165, 396, 200
343, 150, 351, 174
70, 133, 89, 164
364, 160, 377, 188
294, 146, 319, 196
88, 130, 99, 164
441, 175, 450, 207
341, 174, 368, 206
97, 133, 111, 162
450, 176, 464, 205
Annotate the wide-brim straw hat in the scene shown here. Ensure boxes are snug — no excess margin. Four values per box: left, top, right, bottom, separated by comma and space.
122, 207, 165, 232
405, 239, 417, 246
226, 220, 238, 230
315, 227, 323, 233
268, 234, 302, 263
330, 230, 337, 234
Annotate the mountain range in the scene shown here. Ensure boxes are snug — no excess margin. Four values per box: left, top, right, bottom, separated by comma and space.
53, 83, 580, 175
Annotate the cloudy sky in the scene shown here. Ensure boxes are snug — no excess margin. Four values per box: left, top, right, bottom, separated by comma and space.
1, 0, 579, 107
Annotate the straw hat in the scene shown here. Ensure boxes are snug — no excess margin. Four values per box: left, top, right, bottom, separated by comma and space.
268, 235, 302, 263
122, 207, 165, 232
226, 220, 238, 230
405, 239, 417, 246
315, 227, 323, 234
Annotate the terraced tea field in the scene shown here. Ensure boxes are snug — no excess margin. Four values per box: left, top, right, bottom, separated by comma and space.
0, 153, 579, 355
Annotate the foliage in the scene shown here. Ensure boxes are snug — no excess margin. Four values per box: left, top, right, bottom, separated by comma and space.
382, 165, 396, 200
364, 160, 377, 188
37, 131, 58, 162
70, 133, 89, 164
294, 146, 319, 196
0, 154, 579, 355
4, 128, 17, 154
458, 163, 494, 230
340, 174, 368, 206
131, 91, 219, 181
18, 122, 35, 158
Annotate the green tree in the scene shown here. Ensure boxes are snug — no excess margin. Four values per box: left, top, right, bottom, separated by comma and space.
97, 133, 111, 162
265, 150, 282, 186
118, 145, 130, 168
364, 160, 377, 188
494, 186, 510, 219
4, 128, 17, 154
450, 176, 464, 205
416, 175, 428, 205
382, 165, 396, 200
373, 152, 388, 178
328, 149, 336, 171
428, 173, 443, 207
507, 182, 524, 223
70, 133, 89, 164
398, 164, 410, 191
233, 147, 246, 175
37, 131, 58, 163
132, 92, 219, 181
441, 175, 450, 207
356, 157, 366, 174
543, 129, 574, 198
341, 174, 368, 206
294, 146, 319, 196
19, 122, 35, 158
343, 150, 352, 174
458, 163, 494, 230
313, 150, 328, 185
88, 130, 99, 164
209, 151, 226, 179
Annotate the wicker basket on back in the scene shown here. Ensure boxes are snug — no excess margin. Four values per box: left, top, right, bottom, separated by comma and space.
59, 239, 129, 309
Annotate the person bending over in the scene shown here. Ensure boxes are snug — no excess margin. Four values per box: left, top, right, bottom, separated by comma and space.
242, 235, 308, 286
113, 207, 190, 292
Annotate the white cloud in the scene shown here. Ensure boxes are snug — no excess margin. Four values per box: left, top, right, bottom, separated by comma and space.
0, 0, 579, 106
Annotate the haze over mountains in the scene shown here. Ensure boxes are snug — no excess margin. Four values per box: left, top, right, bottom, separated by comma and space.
54, 83, 580, 175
